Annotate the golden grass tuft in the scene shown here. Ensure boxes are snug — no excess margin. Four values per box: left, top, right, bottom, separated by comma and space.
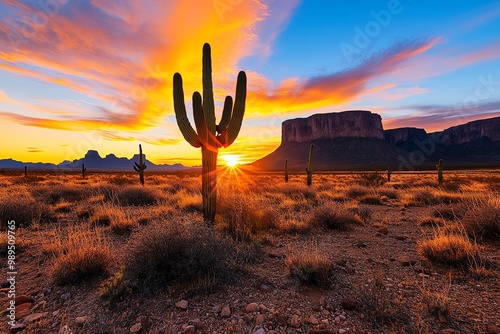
309, 201, 363, 230
418, 231, 483, 266
286, 249, 335, 286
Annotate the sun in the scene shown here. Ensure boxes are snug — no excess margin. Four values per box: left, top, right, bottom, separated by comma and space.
223, 155, 239, 167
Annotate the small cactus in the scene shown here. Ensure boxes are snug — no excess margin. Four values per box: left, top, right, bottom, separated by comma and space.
173, 43, 247, 222
284, 159, 289, 183
133, 144, 147, 186
306, 144, 314, 186
82, 164, 87, 179
387, 168, 393, 182
436, 159, 443, 184
24, 166, 27, 177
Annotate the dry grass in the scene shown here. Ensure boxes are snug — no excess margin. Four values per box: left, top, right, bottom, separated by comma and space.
0, 188, 55, 226
116, 185, 160, 206
461, 194, 500, 242
286, 248, 335, 286
309, 201, 363, 230
50, 226, 112, 285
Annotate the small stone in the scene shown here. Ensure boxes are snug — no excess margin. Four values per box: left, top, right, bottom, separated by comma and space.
14, 295, 33, 306
268, 331, 277, 334
259, 304, 268, 312
308, 330, 335, 334
255, 314, 266, 324
377, 227, 388, 235
10, 324, 27, 334
192, 320, 206, 330
309, 315, 319, 325
61, 293, 71, 301
221, 305, 231, 318
275, 315, 287, 326
182, 325, 195, 334
339, 315, 346, 321
175, 300, 189, 310
0, 292, 6, 298
24, 312, 48, 322
400, 257, 417, 266
15, 308, 31, 320
487, 324, 499, 334
253, 329, 266, 334
246, 303, 259, 313
339, 330, 347, 334
341, 298, 358, 310
53, 310, 60, 317
290, 315, 301, 328
130, 323, 142, 333
75, 316, 88, 326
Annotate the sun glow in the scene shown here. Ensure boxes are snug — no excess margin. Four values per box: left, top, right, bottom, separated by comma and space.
223, 155, 240, 167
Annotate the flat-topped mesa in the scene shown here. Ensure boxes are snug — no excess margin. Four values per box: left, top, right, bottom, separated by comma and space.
431, 116, 500, 146
385, 127, 427, 144
282, 110, 385, 143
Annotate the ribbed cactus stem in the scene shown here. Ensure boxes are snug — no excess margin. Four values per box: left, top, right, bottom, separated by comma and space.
173, 43, 247, 222
285, 159, 289, 183
133, 144, 147, 186
82, 164, 87, 179
437, 159, 443, 184
306, 144, 314, 186
24, 166, 27, 177
387, 167, 393, 182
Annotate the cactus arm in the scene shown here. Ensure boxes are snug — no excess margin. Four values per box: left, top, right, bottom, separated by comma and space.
173, 73, 202, 148
202, 43, 216, 136
192, 91, 209, 145
133, 165, 140, 172
220, 71, 247, 147
216, 96, 233, 132
142, 165, 147, 170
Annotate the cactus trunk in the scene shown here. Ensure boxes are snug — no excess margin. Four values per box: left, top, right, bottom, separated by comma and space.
24, 166, 27, 177
173, 43, 246, 223
82, 164, 86, 179
134, 144, 147, 186
306, 144, 314, 186
285, 159, 289, 183
437, 159, 443, 184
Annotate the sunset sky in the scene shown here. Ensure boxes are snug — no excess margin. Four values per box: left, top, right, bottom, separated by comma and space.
1, 0, 499, 166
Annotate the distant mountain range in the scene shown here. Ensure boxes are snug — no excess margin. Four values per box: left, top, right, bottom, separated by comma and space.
252, 111, 500, 171
0, 150, 186, 171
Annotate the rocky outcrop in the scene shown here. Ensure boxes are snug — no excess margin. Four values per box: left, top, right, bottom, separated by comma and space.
385, 127, 427, 144
430, 117, 500, 146
282, 110, 384, 143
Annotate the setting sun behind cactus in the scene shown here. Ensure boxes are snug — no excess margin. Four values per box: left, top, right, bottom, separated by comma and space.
223, 155, 239, 167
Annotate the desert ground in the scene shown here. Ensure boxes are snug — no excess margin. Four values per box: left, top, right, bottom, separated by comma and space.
0, 169, 499, 334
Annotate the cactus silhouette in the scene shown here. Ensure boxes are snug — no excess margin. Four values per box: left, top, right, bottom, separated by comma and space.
173, 43, 247, 222
133, 144, 147, 186
82, 164, 87, 179
436, 159, 443, 184
306, 144, 314, 186
285, 159, 289, 183
24, 166, 27, 177
387, 167, 393, 182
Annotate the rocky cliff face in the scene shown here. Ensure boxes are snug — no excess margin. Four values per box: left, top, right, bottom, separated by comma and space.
430, 117, 500, 146
385, 127, 427, 144
282, 110, 385, 143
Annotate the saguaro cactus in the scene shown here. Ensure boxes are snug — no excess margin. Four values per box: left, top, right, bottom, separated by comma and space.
24, 166, 27, 177
173, 43, 247, 222
306, 144, 314, 186
436, 159, 443, 184
285, 159, 289, 183
82, 164, 87, 179
133, 144, 147, 186
387, 168, 393, 182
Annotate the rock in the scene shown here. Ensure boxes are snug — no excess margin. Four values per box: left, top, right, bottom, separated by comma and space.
400, 257, 417, 266
245, 303, 259, 313
255, 314, 266, 324
130, 322, 142, 333
15, 303, 32, 313
385, 128, 427, 144
339, 330, 347, 334
220, 305, 231, 318
75, 316, 88, 326
259, 283, 272, 293
10, 324, 27, 333
282, 111, 385, 143
15, 308, 31, 320
182, 325, 195, 334
435, 117, 500, 145
341, 298, 358, 310
258, 304, 268, 312
175, 300, 189, 310
308, 330, 335, 334
61, 293, 71, 301
275, 315, 287, 326
268, 331, 277, 334
377, 227, 389, 235
192, 320, 206, 330
290, 315, 301, 328
487, 324, 499, 334
253, 329, 266, 334
309, 315, 319, 325
24, 312, 48, 322
14, 295, 33, 306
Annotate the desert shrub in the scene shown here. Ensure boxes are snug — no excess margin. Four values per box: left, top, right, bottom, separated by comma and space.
345, 185, 370, 199
378, 188, 399, 200
357, 172, 386, 187
354, 206, 372, 223
0, 189, 55, 226
418, 216, 444, 227
90, 204, 126, 227
358, 194, 382, 205
286, 249, 335, 286
278, 216, 312, 234
51, 227, 112, 285
461, 195, 500, 242
309, 202, 363, 230
433, 204, 465, 221
124, 221, 235, 292
420, 282, 451, 319
35, 184, 85, 203
280, 183, 317, 201
54, 201, 72, 213
108, 175, 135, 185
217, 191, 278, 240
116, 186, 159, 206
174, 189, 203, 212
402, 188, 441, 206
418, 232, 483, 266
